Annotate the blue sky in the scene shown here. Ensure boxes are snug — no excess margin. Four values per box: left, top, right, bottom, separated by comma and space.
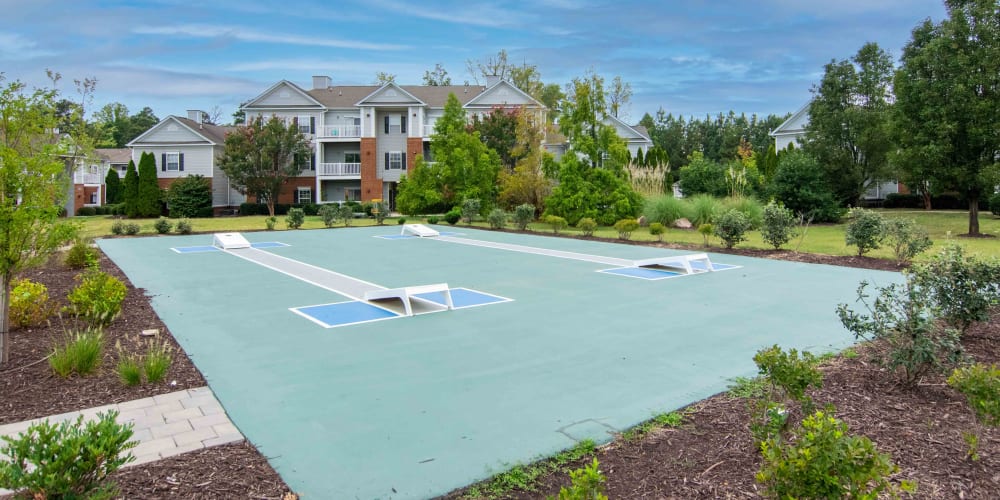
2, 0, 947, 124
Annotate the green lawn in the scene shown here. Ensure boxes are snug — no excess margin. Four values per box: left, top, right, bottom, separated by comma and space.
76, 209, 1000, 261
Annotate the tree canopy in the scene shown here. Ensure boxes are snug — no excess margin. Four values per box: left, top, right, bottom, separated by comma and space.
422, 63, 452, 86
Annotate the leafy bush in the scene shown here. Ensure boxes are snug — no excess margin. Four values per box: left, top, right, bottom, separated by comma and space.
697, 223, 713, 246
175, 219, 192, 234
722, 196, 764, 229
754, 345, 822, 410
614, 219, 639, 240
713, 209, 751, 249
166, 174, 212, 218
285, 207, 305, 229
643, 195, 686, 227
110, 219, 125, 235
761, 201, 797, 250
339, 205, 355, 226
461, 198, 481, 223
844, 208, 886, 257
143, 338, 173, 383
883, 218, 932, 265
319, 204, 339, 227
426, 216, 440, 224
551, 458, 608, 500
67, 270, 127, 327
76, 206, 97, 216
153, 217, 172, 234
948, 363, 1000, 427
577, 218, 598, 237
49, 328, 104, 378
123, 222, 141, 235
990, 193, 1000, 216
371, 201, 387, 224
678, 153, 728, 197
444, 208, 462, 225
769, 150, 844, 223
757, 410, 909, 499
10, 279, 52, 328
487, 208, 506, 229
546, 215, 567, 234
884, 193, 925, 209
514, 203, 535, 230
0, 410, 135, 498
648, 222, 665, 241
397, 217, 407, 225
837, 279, 964, 386
685, 194, 722, 227
64, 239, 98, 269
909, 244, 1000, 335
265, 216, 277, 231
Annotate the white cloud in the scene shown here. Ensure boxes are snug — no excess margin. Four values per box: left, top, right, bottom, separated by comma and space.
133, 24, 409, 51
0, 32, 57, 60
365, 0, 532, 28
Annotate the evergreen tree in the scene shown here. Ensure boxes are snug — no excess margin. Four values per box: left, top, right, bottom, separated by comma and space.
136, 152, 161, 217
104, 168, 121, 204
122, 159, 139, 218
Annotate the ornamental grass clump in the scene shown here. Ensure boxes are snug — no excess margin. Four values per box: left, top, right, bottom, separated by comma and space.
49, 328, 104, 378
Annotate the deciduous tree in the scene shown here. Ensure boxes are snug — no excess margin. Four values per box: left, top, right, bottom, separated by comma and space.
422, 63, 451, 86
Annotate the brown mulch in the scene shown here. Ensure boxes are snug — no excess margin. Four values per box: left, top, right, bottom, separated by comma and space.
3, 235, 995, 498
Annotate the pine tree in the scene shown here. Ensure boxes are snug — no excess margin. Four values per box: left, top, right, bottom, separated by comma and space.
104, 168, 121, 204
136, 152, 161, 217
122, 159, 139, 218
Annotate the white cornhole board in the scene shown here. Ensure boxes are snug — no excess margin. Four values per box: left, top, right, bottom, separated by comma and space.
364, 283, 453, 316
401, 224, 440, 237
632, 253, 714, 275
213, 232, 251, 250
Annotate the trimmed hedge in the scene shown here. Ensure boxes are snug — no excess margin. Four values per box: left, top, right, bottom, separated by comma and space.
883, 193, 988, 210
239, 202, 320, 216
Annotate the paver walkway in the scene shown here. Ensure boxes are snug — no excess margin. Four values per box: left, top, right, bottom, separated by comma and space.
0, 387, 243, 495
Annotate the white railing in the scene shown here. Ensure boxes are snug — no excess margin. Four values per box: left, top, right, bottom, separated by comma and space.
318, 163, 361, 177
320, 125, 361, 138
74, 172, 102, 184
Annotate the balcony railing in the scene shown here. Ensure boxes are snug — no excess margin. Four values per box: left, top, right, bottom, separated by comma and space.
320, 125, 361, 138
74, 172, 102, 184
318, 162, 361, 177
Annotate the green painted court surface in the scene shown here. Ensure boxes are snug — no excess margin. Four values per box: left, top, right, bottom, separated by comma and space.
98, 227, 902, 499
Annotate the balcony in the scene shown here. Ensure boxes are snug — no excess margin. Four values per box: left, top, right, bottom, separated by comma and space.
319, 125, 361, 139
74, 172, 102, 185
318, 162, 361, 178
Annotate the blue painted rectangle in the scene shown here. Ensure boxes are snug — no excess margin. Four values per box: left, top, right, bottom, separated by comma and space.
599, 267, 684, 280
414, 288, 512, 309
374, 234, 415, 240
292, 301, 400, 328
691, 262, 740, 272
252, 242, 289, 249
172, 245, 220, 254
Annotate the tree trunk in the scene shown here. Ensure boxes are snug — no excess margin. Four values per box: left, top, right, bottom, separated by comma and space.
1, 275, 11, 365
922, 191, 932, 210
267, 200, 276, 218
969, 195, 980, 236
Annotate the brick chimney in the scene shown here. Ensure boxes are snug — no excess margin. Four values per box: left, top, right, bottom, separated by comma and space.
312, 75, 332, 90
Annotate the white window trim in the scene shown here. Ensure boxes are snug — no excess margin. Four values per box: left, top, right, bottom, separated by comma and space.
388, 151, 402, 170
166, 152, 180, 171
297, 115, 312, 134
296, 186, 312, 204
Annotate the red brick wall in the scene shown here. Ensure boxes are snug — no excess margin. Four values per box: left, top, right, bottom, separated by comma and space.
406, 137, 423, 171
73, 185, 86, 214
245, 177, 314, 204
360, 137, 381, 201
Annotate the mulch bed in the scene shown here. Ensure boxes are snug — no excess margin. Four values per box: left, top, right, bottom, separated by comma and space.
2, 234, 993, 499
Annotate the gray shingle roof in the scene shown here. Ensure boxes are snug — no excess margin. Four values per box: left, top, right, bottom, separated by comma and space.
305, 85, 488, 108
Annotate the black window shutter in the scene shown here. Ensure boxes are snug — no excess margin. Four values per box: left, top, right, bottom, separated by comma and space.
401, 115, 407, 134
402, 153, 407, 170
310, 117, 315, 134
161, 153, 166, 171
384, 116, 389, 134
310, 153, 316, 170
179, 153, 184, 171
384, 152, 389, 170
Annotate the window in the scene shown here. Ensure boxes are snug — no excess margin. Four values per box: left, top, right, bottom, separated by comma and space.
297, 115, 313, 134
165, 152, 180, 171
344, 152, 361, 164
345, 188, 361, 201
400, 114, 407, 134
89, 192, 98, 204
296, 187, 312, 204
386, 151, 403, 170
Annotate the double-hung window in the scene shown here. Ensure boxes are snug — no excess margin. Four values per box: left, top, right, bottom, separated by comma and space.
297, 115, 313, 134
296, 187, 312, 204
165, 152, 180, 171
386, 151, 403, 170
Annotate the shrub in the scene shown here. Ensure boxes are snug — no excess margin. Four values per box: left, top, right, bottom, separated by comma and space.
844, 208, 885, 257
643, 195, 686, 227
837, 279, 964, 386
67, 270, 128, 328
678, 153, 728, 197
761, 201, 797, 250
143, 338, 173, 383
175, 219, 192, 234
265, 216, 277, 230
697, 223, 713, 246
685, 194, 722, 227
10, 279, 52, 328
546, 215, 567, 234
577, 218, 598, 237
757, 410, 910, 499
371, 201, 387, 225
948, 363, 1000, 427
444, 208, 462, 225
883, 218, 932, 265
123, 222, 140, 235
884, 193, 924, 209
552, 458, 608, 500
990, 192, 1000, 216
110, 219, 125, 235
461, 198, 481, 224
153, 217, 173, 234
319, 204, 339, 227
614, 219, 639, 240
76, 206, 97, 216
64, 239, 98, 269
713, 209, 751, 249
397, 217, 407, 225
487, 209, 506, 229
285, 207, 305, 229
339, 205, 355, 226
49, 328, 104, 378
648, 222, 665, 241
722, 196, 764, 229
166, 174, 212, 218
0, 411, 135, 498
768, 150, 844, 223
910, 244, 1000, 335
514, 203, 535, 230
426, 216, 440, 224
754, 345, 822, 410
